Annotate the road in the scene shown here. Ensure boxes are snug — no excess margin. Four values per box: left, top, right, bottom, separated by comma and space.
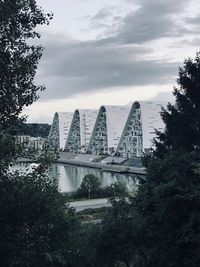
69, 198, 111, 212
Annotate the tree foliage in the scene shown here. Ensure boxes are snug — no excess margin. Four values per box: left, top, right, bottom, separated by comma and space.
134, 52, 200, 266
0, 0, 52, 173
0, 168, 80, 267
97, 196, 145, 267
73, 223, 101, 267
12, 123, 51, 138
0, 1, 83, 266
0, 0, 52, 131
104, 181, 129, 200
77, 174, 101, 198
95, 52, 200, 267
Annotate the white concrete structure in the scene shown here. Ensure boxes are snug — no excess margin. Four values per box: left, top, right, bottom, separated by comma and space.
87, 105, 130, 155
65, 109, 98, 153
116, 101, 167, 157
48, 112, 74, 150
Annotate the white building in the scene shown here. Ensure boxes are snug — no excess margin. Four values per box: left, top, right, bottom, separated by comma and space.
65, 109, 98, 153
116, 101, 167, 158
14, 135, 45, 152
87, 105, 130, 155
48, 112, 74, 150
15, 135, 31, 148
29, 137, 45, 151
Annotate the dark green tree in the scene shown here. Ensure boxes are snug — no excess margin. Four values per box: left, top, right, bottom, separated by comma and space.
96, 52, 200, 267
73, 223, 101, 267
77, 174, 101, 199
0, 0, 52, 173
134, 52, 200, 266
0, 0, 52, 131
97, 196, 145, 267
103, 181, 129, 199
0, 1, 82, 266
0, 167, 80, 267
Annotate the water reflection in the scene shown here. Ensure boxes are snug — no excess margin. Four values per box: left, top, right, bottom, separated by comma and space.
13, 163, 141, 193
50, 163, 140, 193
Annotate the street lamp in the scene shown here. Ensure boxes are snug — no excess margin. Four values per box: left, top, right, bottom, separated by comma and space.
88, 186, 91, 200
111, 183, 115, 196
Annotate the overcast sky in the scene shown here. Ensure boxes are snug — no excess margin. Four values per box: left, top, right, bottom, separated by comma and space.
25, 0, 200, 123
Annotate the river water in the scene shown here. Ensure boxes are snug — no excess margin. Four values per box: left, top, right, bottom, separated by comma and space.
14, 163, 141, 193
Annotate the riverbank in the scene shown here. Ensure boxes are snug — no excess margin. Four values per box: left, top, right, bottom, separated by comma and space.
17, 152, 146, 176
69, 198, 110, 212
57, 152, 146, 175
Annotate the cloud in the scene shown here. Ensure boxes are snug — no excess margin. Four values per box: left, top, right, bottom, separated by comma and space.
150, 91, 175, 103
35, 0, 200, 101
186, 16, 200, 33
92, 0, 200, 45
88, 6, 123, 39
36, 32, 179, 100
91, 8, 113, 21
106, 0, 190, 44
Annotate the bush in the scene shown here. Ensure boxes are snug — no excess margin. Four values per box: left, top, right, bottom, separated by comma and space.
77, 174, 101, 199
103, 182, 129, 199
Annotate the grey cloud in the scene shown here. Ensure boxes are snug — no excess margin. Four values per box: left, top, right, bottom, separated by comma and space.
186, 15, 200, 26
91, 8, 113, 21
150, 91, 175, 103
35, 0, 197, 101
125, 0, 185, 14
89, 7, 123, 38
117, 11, 174, 44
191, 17, 200, 23
115, 0, 188, 44
36, 33, 179, 100
89, 0, 191, 44
173, 38, 200, 47
190, 38, 200, 46
138, 0, 186, 14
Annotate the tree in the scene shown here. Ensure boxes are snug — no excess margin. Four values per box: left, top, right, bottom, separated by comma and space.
0, 167, 80, 266
97, 195, 145, 267
0, 1, 83, 266
96, 52, 200, 267
0, 0, 52, 131
103, 181, 129, 199
73, 223, 101, 267
0, 0, 52, 173
134, 52, 200, 266
77, 174, 101, 199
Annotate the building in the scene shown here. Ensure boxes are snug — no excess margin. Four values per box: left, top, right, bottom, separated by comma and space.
29, 137, 45, 151
14, 135, 45, 153
48, 112, 74, 150
65, 109, 98, 153
15, 135, 31, 148
87, 105, 130, 155
48, 101, 167, 158
116, 101, 167, 158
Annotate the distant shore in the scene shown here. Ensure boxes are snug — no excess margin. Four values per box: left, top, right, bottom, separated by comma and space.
57, 157, 146, 175
17, 152, 146, 176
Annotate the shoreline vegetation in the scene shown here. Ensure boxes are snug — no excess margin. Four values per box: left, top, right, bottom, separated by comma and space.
66, 174, 131, 201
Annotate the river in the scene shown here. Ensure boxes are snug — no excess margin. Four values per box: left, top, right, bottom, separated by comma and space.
14, 162, 142, 193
